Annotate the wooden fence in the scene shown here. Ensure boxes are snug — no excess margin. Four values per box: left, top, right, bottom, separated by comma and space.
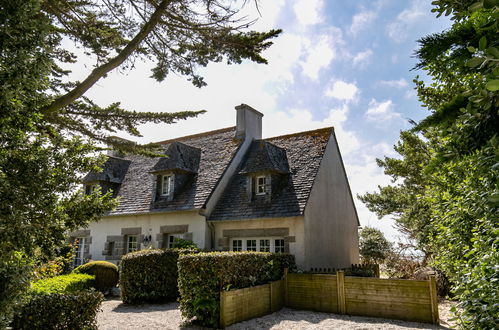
220, 269, 439, 328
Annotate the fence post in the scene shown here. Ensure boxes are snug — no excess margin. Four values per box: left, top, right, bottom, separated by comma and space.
269, 281, 273, 313
220, 290, 225, 328
336, 270, 346, 314
429, 275, 440, 325
375, 264, 380, 278
284, 268, 289, 306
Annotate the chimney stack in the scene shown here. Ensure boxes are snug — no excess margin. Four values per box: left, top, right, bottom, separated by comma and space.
235, 104, 263, 140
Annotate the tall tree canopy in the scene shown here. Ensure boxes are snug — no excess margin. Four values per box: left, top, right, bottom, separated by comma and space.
360, 0, 498, 327
0, 0, 281, 326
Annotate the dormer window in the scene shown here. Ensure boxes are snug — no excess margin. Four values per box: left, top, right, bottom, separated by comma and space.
161, 174, 172, 196
256, 176, 267, 195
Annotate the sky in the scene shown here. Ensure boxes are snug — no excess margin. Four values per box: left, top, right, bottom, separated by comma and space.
69, 0, 452, 242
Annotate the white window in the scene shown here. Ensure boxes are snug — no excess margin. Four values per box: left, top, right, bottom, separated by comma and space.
167, 233, 183, 249
126, 235, 138, 253
232, 239, 242, 251
230, 237, 284, 253
259, 239, 270, 252
73, 237, 87, 267
256, 176, 267, 195
275, 239, 285, 253
161, 175, 172, 196
246, 239, 257, 251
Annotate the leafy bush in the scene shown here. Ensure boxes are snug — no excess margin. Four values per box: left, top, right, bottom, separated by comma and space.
73, 260, 119, 292
0, 252, 32, 329
359, 227, 392, 264
12, 273, 102, 329
120, 249, 197, 304
178, 251, 295, 328
31, 273, 95, 294
172, 237, 198, 249
33, 244, 76, 280
12, 290, 103, 330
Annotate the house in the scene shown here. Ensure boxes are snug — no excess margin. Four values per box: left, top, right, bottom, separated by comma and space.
70, 104, 359, 270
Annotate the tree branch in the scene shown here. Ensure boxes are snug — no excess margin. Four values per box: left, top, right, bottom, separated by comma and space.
41, 0, 172, 115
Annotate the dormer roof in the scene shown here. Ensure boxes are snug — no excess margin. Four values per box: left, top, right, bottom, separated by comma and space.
83, 157, 131, 184
239, 141, 289, 175
150, 141, 201, 174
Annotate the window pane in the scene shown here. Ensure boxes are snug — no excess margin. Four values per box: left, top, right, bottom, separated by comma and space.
73, 237, 86, 267
127, 235, 138, 253
256, 176, 266, 194
232, 240, 242, 252
246, 239, 257, 251
162, 175, 171, 195
275, 239, 285, 253
259, 239, 270, 252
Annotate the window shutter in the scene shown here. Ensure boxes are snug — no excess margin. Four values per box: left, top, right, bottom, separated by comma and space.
266, 174, 272, 201
155, 175, 162, 200
168, 174, 175, 201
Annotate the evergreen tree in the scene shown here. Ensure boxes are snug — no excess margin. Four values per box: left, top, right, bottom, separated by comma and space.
0, 0, 281, 326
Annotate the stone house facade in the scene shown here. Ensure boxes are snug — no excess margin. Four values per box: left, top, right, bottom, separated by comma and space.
71, 104, 360, 270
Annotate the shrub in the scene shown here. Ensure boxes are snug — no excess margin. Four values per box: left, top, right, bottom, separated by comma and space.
12, 273, 102, 329
178, 251, 295, 328
12, 290, 103, 330
359, 227, 392, 264
73, 260, 119, 292
31, 273, 95, 294
120, 249, 197, 304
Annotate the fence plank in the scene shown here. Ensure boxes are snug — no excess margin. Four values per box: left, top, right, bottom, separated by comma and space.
429, 275, 439, 324
336, 271, 346, 314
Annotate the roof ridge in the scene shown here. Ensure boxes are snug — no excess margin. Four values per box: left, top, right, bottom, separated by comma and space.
156, 126, 235, 144
264, 126, 333, 141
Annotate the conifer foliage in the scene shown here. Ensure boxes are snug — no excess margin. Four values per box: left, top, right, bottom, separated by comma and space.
0, 0, 280, 326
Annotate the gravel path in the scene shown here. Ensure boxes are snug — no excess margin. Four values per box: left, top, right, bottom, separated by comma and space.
98, 298, 455, 330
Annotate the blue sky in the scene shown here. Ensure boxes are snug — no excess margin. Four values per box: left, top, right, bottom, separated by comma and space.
72, 0, 452, 241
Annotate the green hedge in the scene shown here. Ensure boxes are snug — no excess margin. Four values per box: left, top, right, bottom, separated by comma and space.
12, 273, 103, 329
120, 249, 197, 304
31, 273, 95, 294
12, 290, 103, 330
178, 251, 295, 328
73, 260, 119, 292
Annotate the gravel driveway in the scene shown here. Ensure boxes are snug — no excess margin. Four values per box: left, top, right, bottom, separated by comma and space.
98, 298, 455, 330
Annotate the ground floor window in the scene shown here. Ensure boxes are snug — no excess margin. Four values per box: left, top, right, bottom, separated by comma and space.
126, 235, 138, 253
163, 233, 183, 249
73, 237, 87, 267
230, 237, 284, 253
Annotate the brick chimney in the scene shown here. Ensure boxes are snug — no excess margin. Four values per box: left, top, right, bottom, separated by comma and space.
235, 104, 263, 140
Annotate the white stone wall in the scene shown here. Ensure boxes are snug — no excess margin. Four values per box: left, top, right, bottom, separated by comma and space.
85, 210, 208, 263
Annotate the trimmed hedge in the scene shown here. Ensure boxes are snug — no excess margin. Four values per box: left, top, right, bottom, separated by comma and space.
12, 290, 103, 330
120, 249, 197, 304
31, 273, 95, 294
12, 273, 103, 329
178, 251, 295, 328
73, 260, 119, 292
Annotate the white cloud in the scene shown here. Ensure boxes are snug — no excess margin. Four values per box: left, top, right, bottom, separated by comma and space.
379, 78, 408, 89
386, 0, 427, 43
293, 0, 324, 26
365, 99, 401, 122
352, 49, 373, 69
349, 9, 377, 35
325, 80, 359, 102
300, 35, 336, 80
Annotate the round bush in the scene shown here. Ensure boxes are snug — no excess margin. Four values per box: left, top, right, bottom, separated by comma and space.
73, 261, 119, 292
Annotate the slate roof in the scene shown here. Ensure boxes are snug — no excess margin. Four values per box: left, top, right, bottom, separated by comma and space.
150, 142, 201, 174
239, 141, 290, 174
208, 127, 333, 221
105, 127, 240, 215
83, 157, 131, 184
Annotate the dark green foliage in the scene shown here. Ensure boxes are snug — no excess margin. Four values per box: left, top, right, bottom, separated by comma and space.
12, 290, 103, 330
73, 261, 119, 292
172, 238, 198, 249
359, 227, 392, 264
31, 273, 95, 294
361, 1, 499, 327
120, 249, 197, 304
178, 252, 295, 328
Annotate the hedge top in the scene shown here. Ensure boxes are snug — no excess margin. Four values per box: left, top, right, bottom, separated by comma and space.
31, 273, 95, 294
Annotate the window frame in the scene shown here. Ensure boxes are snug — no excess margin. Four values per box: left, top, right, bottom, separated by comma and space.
161, 174, 172, 196
73, 237, 87, 267
167, 233, 183, 249
126, 235, 138, 253
256, 175, 267, 195
230, 237, 284, 253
